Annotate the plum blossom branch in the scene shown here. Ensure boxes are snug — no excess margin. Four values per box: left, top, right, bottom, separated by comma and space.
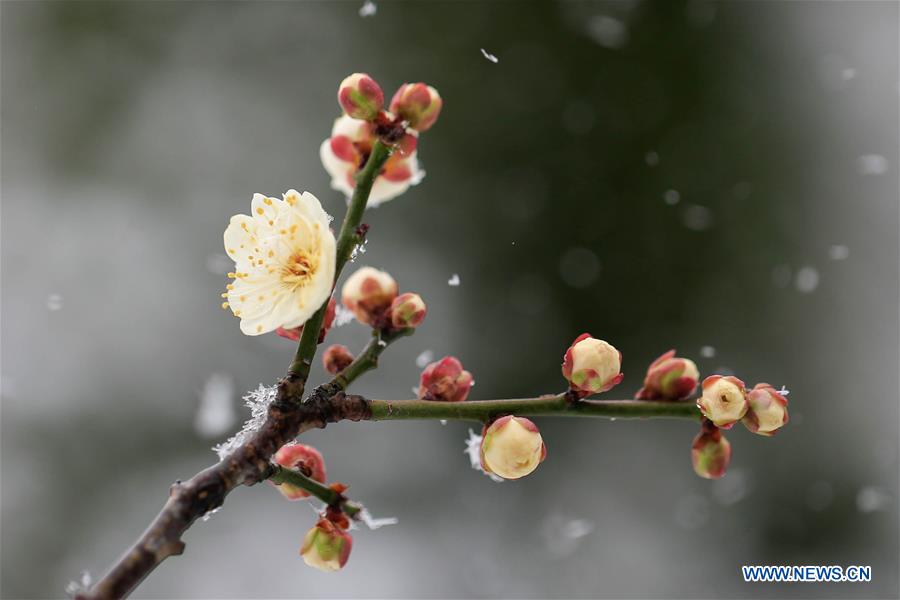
367, 396, 702, 422
288, 140, 393, 379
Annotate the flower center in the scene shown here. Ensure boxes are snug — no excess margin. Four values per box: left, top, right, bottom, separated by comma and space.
281, 249, 318, 287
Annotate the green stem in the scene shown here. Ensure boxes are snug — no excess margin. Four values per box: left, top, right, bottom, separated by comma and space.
332, 327, 414, 391
269, 466, 361, 517
288, 140, 393, 378
368, 396, 702, 422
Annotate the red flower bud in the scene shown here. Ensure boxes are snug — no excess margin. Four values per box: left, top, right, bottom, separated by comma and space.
271, 443, 327, 501
561, 333, 623, 397
635, 349, 700, 401
389, 292, 427, 329
337, 73, 384, 121
691, 420, 731, 479
300, 518, 353, 572
697, 375, 748, 429
276, 297, 336, 343
742, 383, 789, 436
480, 415, 547, 480
389, 83, 442, 132
322, 344, 354, 375
341, 267, 398, 327
417, 356, 473, 402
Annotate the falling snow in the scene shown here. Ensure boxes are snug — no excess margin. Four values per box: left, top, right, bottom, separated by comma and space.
682, 204, 713, 231
857, 154, 888, 175
333, 304, 356, 327
46, 293, 63, 311
829, 245, 850, 261
205, 252, 232, 275
212, 384, 278, 460
645, 151, 659, 166
542, 514, 595, 557
415, 349, 435, 368
358, 0, 377, 17
856, 486, 891, 513
447, 273, 461, 286
795, 266, 820, 293
65, 571, 92, 598
587, 15, 628, 49
700, 345, 716, 359
480, 48, 499, 63
195, 373, 236, 438
464, 429, 504, 482
663, 189, 680, 205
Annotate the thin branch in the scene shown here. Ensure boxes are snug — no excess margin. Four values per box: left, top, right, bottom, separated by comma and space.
368, 396, 702, 422
268, 465, 362, 518
288, 140, 392, 378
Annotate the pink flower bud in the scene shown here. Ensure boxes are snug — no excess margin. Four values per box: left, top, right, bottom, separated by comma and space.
635, 349, 700, 401
561, 333, 623, 397
300, 518, 353, 572
389, 83, 442, 132
389, 292, 427, 329
322, 344, 355, 375
271, 443, 327, 501
696, 375, 748, 429
337, 73, 384, 121
276, 297, 336, 343
341, 267, 398, 327
691, 420, 731, 479
742, 383, 789, 436
417, 356, 473, 402
480, 416, 547, 480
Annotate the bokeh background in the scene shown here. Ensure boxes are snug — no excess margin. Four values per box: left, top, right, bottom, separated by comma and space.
2, 1, 898, 598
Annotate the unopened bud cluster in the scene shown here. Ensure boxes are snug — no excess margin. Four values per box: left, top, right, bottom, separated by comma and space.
341, 266, 427, 331
323, 73, 442, 206
697, 376, 789, 435
271, 442, 355, 572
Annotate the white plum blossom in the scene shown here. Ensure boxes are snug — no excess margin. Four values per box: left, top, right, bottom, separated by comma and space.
223, 190, 336, 335
319, 115, 424, 207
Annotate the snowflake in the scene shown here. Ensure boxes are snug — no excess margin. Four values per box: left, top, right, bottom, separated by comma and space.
212, 384, 277, 460
464, 429, 503, 482
65, 571, 92, 598
333, 304, 356, 327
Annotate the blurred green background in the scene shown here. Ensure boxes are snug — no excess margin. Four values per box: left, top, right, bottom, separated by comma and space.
2, 1, 898, 598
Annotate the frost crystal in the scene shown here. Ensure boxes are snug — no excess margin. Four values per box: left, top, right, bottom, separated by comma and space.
357, 506, 399, 530
447, 273, 461, 286
480, 48, 499, 63
212, 384, 277, 460
359, 0, 377, 17
65, 571, 92, 598
201, 506, 222, 522
195, 373, 236, 438
464, 429, 503, 482
333, 304, 356, 327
